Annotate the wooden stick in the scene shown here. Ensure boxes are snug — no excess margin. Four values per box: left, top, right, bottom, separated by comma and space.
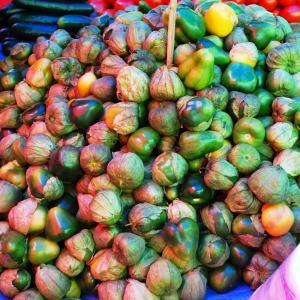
166, 0, 177, 69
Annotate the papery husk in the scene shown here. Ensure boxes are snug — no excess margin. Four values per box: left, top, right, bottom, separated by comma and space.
129, 203, 167, 235
127, 49, 157, 75
42, 176, 65, 201
29, 121, 57, 141
0, 269, 21, 297
105, 102, 139, 135
62, 39, 78, 59
167, 199, 197, 223
98, 280, 126, 300
143, 29, 167, 61
152, 151, 188, 186
174, 44, 196, 66
24, 134, 56, 165
76, 175, 92, 194
50, 29, 72, 48
149, 66, 186, 101
225, 178, 262, 214
0, 160, 26, 189
107, 27, 129, 57
101, 55, 128, 77
88, 249, 127, 281
35, 264, 71, 300
0, 106, 21, 129
13, 288, 44, 300
146, 258, 182, 296
124, 279, 159, 300
116, 66, 149, 103
8, 198, 37, 234
273, 149, 300, 177
15, 81, 45, 111
77, 193, 93, 222
126, 21, 152, 52
180, 268, 207, 300
248, 166, 289, 204
143, 6, 166, 30
87, 174, 119, 196
232, 214, 266, 248
87, 121, 118, 148
0, 134, 20, 162
78, 25, 100, 38
129, 247, 159, 281
26, 58, 53, 88
107, 152, 144, 190
0, 180, 22, 213
262, 233, 296, 263
112, 232, 145, 266
200, 202, 233, 238
58, 132, 85, 148
45, 102, 76, 137
243, 252, 277, 290
51, 57, 83, 87
0, 90, 16, 109
65, 229, 95, 262
56, 248, 85, 277
35, 40, 62, 60
89, 190, 122, 225
48, 84, 69, 98
92, 224, 121, 250
133, 180, 164, 205
76, 36, 104, 64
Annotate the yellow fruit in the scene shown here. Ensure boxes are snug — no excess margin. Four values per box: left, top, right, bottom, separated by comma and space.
77, 72, 97, 98
204, 3, 238, 37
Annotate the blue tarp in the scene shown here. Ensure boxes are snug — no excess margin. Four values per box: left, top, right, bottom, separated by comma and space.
0, 283, 253, 299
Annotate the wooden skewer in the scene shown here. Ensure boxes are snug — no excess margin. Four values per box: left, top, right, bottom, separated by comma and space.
166, 0, 177, 69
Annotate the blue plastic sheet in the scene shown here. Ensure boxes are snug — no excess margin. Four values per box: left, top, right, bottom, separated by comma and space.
0, 283, 252, 299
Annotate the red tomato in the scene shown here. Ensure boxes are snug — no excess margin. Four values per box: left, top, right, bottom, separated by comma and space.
144, 0, 169, 7
279, 5, 300, 22
225, 0, 246, 4
258, 0, 278, 11
278, 0, 296, 6
273, 7, 281, 15
114, 0, 139, 10
89, 0, 109, 14
246, 0, 259, 4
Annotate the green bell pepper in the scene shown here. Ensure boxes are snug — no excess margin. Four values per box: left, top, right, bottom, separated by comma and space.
163, 218, 199, 272
230, 242, 254, 269
254, 88, 274, 117
255, 65, 266, 89
222, 62, 257, 93
12, 269, 31, 292
0, 69, 22, 91
178, 48, 214, 91
164, 7, 206, 43
197, 38, 230, 66
127, 127, 160, 161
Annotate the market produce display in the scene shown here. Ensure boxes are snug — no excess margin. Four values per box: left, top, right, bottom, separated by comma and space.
0, 0, 300, 299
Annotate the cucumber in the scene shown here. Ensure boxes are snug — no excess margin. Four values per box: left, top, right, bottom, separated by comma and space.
4, 7, 26, 18
0, 28, 10, 40
11, 23, 58, 39
57, 15, 91, 31
14, 0, 93, 15
9, 13, 59, 25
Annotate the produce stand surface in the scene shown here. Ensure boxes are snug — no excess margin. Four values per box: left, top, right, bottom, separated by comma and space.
0, 283, 253, 300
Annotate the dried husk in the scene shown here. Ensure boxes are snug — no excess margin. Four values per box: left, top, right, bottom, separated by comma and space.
273, 149, 300, 177
88, 249, 127, 281
152, 152, 188, 186
105, 102, 139, 135
101, 55, 128, 77
76, 193, 93, 222
127, 49, 157, 75
0, 134, 20, 162
24, 134, 56, 165
87, 174, 119, 196
129, 247, 159, 281
180, 268, 207, 300
225, 178, 262, 214
0, 106, 21, 129
143, 29, 167, 61
76, 175, 92, 194
243, 252, 277, 290
124, 279, 159, 300
15, 80, 45, 110
174, 44, 196, 66
0, 269, 23, 297
35, 40, 62, 60
98, 280, 126, 300
8, 198, 37, 234
43, 176, 65, 201
133, 180, 164, 205
0, 180, 22, 213
45, 102, 76, 137
50, 29, 72, 48
76, 36, 104, 64
248, 166, 289, 204
58, 132, 85, 148
13, 288, 44, 300
51, 57, 83, 86
92, 224, 121, 250
143, 6, 166, 30
129, 203, 167, 235
35, 264, 71, 300
62, 39, 78, 59
65, 229, 95, 262
29, 121, 57, 141
262, 233, 296, 262
232, 214, 266, 248
107, 152, 144, 190
0, 90, 16, 109
146, 258, 182, 296
126, 21, 152, 52
26, 58, 53, 88
90, 190, 123, 225
78, 25, 100, 38
0, 160, 26, 189
167, 199, 197, 223
56, 248, 85, 277
200, 202, 233, 238
150, 66, 186, 101
116, 66, 149, 102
